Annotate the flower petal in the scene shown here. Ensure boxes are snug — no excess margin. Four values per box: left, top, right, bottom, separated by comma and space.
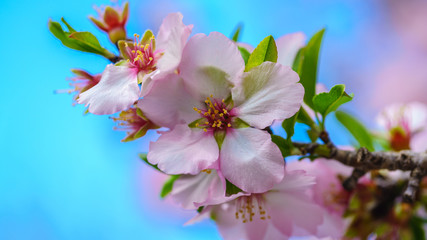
179, 32, 245, 100
78, 64, 139, 115
233, 62, 304, 129
266, 191, 323, 236
170, 170, 227, 209
137, 73, 203, 128
156, 12, 193, 73
147, 124, 219, 175
220, 128, 284, 193
276, 32, 306, 67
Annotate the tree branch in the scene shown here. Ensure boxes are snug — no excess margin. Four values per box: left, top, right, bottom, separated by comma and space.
292, 142, 427, 202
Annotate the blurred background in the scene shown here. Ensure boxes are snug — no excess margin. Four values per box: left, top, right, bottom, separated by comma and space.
1, 0, 427, 239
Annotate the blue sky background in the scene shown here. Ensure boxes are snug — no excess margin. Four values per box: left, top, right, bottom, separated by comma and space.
0, 0, 410, 239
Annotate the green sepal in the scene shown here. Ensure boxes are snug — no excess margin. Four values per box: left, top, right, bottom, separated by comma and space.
232, 118, 250, 129
238, 46, 250, 65
335, 111, 375, 152
214, 131, 226, 149
245, 35, 278, 72
48, 18, 115, 59
296, 28, 326, 109
140, 29, 154, 45
225, 179, 243, 196
312, 84, 353, 119
139, 153, 163, 173
197, 206, 204, 213
160, 175, 180, 198
231, 23, 243, 42
271, 134, 292, 157
117, 40, 133, 60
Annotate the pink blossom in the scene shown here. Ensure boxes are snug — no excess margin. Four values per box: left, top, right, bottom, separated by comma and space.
89, 2, 129, 43
78, 12, 193, 115
56, 69, 101, 106
287, 159, 353, 239
139, 32, 304, 193
188, 170, 324, 240
110, 107, 159, 142
376, 102, 427, 151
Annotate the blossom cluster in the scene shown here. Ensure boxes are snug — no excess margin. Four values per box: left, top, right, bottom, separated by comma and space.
50, 2, 427, 239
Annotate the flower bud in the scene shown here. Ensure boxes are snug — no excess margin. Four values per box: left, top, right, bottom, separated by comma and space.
89, 2, 129, 43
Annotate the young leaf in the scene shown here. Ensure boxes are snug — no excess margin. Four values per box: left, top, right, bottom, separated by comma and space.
238, 46, 250, 65
296, 107, 316, 129
312, 84, 353, 118
225, 180, 243, 196
297, 28, 326, 109
245, 35, 278, 71
48, 19, 115, 59
335, 111, 375, 152
231, 23, 243, 42
282, 112, 299, 140
160, 175, 180, 198
271, 134, 292, 157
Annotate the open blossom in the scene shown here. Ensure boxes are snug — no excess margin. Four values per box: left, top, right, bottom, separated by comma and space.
56, 69, 101, 105
89, 2, 129, 43
110, 107, 159, 142
188, 170, 324, 240
376, 102, 427, 151
287, 159, 353, 238
139, 32, 304, 193
78, 12, 193, 115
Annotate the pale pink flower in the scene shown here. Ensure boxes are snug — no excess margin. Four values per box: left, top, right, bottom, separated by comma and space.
139, 32, 304, 193
188, 170, 324, 240
376, 102, 427, 151
287, 159, 353, 239
56, 69, 101, 106
170, 169, 246, 210
78, 12, 193, 115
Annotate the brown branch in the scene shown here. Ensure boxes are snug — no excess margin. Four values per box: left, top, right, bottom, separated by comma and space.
292, 142, 427, 202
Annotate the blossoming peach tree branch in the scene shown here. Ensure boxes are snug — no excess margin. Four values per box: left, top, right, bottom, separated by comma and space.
50, 2, 427, 239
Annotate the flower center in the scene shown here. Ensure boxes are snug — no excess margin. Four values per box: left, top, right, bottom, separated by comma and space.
125, 34, 162, 72
193, 95, 234, 132
235, 195, 270, 223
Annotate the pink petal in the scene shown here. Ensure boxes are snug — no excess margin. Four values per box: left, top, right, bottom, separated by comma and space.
147, 124, 219, 175
244, 216, 269, 240
266, 191, 323, 236
220, 128, 284, 193
156, 12, 193, 73
213, 203, 247, 240
272, 169, 316, 193
276, 32, 306, 67
170, 170, 226, 209
233, 62, 304, 129
78, 64, 139, 115
179, 32, 245, 100
137, 73, 203, 128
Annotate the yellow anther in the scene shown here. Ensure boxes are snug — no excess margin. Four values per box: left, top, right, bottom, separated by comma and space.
210, 94, 213, 98
205, 100, 209, 104
212, 123, 216, 128
193, 107, 198, 111
222, 99, 225, 103
227, 123, 231, 127
223, 109, 228, 114
204, 112, 208, 116
149, 57, 153, 61
144, 44, 149, 51
203, 128, 207, 132
219, 113, 224, 117
195, 123, 199, 127
214, 110, 219, 114
134, 33, 139, 37
131, 50, 136, 53
205, 122, 209, 125
214, 103, 217, 106
127, 59, 130, 62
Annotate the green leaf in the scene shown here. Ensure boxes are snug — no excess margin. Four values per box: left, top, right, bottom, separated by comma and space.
160, 175, 180, 198
61, 17, 76, 33
335, 111, 375, 152
231, 23, 243, 42
296, 107, 316, 129
245, 35, 278, 72
307, 128, 319, 142
139, 153, 162, 173
282, 112, 299, 140
292, 48, 304, 73
48, 18, 115, 59
312, 84, 353, 118
297, 28, 326, 109
238, 46, 250, 65
225, 179, 243, 196
271, 134, 292, 157
410, 216, 426, 240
